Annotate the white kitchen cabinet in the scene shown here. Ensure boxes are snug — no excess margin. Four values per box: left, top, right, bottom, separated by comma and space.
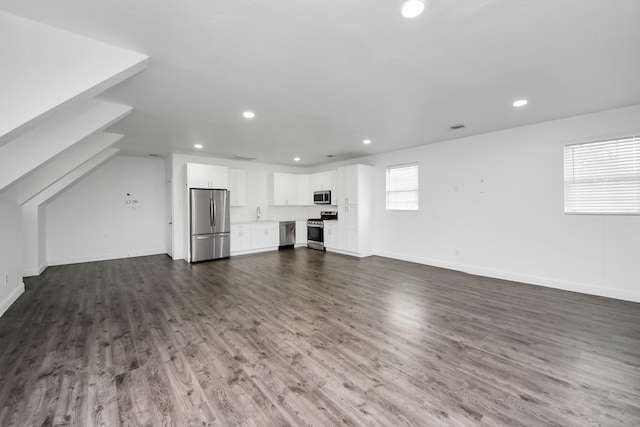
295, 220, 307, 246
309, 172, 322, 193
271, 173, 289, 205
310, 170, 338, 204
187, 163, 229, 189
230, 221, 279, 255
269, 172, 311, 206
337, 165, 359, 206
296, 174, 310, 206
251, 222, 279, 249
323, 220, 340, 250
228, 169, 247, 207
344, 204, 359, 253
230, 224, 252, 253
327, 171, 338, 205
328, 165, 373, 257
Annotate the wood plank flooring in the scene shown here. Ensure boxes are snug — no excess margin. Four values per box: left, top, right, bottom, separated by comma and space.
0, 249, 639, 426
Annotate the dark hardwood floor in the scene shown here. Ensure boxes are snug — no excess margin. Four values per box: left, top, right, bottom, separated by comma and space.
0, 249, 639, 426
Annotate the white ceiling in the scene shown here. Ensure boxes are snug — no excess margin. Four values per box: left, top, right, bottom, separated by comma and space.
2, 0, 640, 166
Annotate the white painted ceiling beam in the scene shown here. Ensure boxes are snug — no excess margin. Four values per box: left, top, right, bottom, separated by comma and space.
0, 101, 132, 193
28, 148, 120, 207
17, 132, 123, 205
0, 11, 148, 146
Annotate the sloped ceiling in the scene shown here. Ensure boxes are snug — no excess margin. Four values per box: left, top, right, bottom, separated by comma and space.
0, 11, 147, 146
0, 101, 131, 192
0, 11, 147, 194
18, 132, 123, 205
1, 1, 640, 166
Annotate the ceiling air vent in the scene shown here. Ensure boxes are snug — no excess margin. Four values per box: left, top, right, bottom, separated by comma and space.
232, 155, 256, 161
449, 124, 466, 130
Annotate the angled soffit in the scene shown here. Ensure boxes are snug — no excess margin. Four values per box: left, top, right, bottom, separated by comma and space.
0, 11, 148, 147
18, 132, 123, 205
27, 148, 121, 208
0, 101, 132, 193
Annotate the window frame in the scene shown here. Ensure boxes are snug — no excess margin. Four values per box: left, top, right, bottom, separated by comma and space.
563, 135, 640, 215
385, 162, 419, 212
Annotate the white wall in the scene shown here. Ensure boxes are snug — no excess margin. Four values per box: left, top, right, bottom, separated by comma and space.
21, 202, 47, 276
0, 187, 25, 317
46, 155, 166, 265
363, 104, 640, 302
170, 154, 321, 260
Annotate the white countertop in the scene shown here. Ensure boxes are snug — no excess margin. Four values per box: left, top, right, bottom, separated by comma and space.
230, 219, 308, 225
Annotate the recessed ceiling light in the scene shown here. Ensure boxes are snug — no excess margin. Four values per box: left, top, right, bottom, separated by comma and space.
243, 111, 255, 119
363, 139, 372, 145
401, 0, 425, 18
294, 157, 301, 162
513, 99, 528, 107
194, 144, 203, 149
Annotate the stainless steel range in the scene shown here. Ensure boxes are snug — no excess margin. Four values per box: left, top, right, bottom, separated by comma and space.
307, 210, 338, 251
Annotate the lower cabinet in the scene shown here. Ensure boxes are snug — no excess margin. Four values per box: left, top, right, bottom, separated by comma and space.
323, 220, 340, 250
230, 222, 279, 255
325, 205, 372, 257
230, 224, 252, 253
295, 221, 307, 246
252, 222, 279, 250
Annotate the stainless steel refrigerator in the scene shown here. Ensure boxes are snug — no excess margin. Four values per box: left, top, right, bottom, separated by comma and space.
190, 188, 230, 262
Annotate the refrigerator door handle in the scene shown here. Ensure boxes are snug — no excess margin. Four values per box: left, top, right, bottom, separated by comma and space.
209, 197, 214, 228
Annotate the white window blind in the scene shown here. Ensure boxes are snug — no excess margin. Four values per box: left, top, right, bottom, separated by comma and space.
386, 163, 419, 211
564, 135, 640, 214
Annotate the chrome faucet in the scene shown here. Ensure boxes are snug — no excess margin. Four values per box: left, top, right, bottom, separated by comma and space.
256, 206, 261, 221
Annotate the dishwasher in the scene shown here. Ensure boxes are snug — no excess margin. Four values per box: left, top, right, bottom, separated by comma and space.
279, 221, 296, 248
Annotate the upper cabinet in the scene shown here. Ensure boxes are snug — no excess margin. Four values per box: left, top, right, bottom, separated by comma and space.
337, 165, 362, 205
187, 163, 229, 189
309, 170, 336, 192
269, 172, 311, 206
296, 174, 310, 206
228, 169, 247, 207
310, 170, 337, 204
269, 169, 340, 207
271, 172, 294, 206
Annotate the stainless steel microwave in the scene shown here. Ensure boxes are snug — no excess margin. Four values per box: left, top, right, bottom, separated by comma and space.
313, 190, 331, 205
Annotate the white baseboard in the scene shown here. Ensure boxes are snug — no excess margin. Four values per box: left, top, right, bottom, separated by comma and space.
230, 246, 278, 257
325, 247, 373, 258
48, 249, 166, 266
0, 282, 25, 318
23, 262, 48, 277
374, 250, 640, 304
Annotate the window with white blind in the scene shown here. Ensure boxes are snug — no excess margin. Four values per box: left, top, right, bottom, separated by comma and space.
386, 163, 419, 211
564, 135, 640, 214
